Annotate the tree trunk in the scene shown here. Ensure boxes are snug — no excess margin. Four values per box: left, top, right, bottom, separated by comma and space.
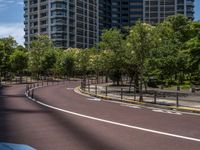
20, 72, 22, 84
105, 71, 108, 83
129, 77, 133, 93
134, 73, 139, 92
0, 72, 2, 86
139, 79, 143, 102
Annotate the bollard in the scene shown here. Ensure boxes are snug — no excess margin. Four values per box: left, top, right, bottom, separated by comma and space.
154, 91, 157, 104
83, 82, 86, 91
87, 79, 89, 86
31, 89, 34, 99
176, 92, 179, 107
95, 85, 97, 95
42, 80, 43, 86
47, 80, 48, 86
134, 88, 136, 101
121, 88, 123, 100
105, 86, 108, 97
88, 84, 90, 92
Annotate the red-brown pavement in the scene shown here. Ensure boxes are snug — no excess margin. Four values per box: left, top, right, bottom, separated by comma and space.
0, 81, 200, 150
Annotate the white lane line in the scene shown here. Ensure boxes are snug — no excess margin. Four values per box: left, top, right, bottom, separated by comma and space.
152, 109, 182, 115
67, 88, 74, 90
25, 90, 200, 143
121, 104, 141, 109
87, 98, 101, 101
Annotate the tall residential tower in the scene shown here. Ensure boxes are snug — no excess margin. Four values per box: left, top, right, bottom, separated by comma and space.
24, 0, 195, 48
24, 0, 99, 48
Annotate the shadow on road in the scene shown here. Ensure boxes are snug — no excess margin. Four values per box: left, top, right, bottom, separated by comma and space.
0, 85, 49, 143
0, 84, 119, 149
0, 86, 10, 141
34, 94, 118, 150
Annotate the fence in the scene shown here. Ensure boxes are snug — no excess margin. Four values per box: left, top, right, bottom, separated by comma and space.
0, 76, 69, 87
80, 77, 200, 109
25, 79, 67, 99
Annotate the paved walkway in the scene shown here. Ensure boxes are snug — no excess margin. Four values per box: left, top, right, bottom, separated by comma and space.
82, 84, 200, 110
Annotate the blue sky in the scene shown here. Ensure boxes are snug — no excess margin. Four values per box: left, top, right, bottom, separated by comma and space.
0, 0, 199, 45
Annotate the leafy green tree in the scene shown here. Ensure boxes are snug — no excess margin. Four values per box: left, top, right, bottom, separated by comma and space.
41, 50, 56, 76
61, 50, 76, 77
186, 36, 200, 83
10, 50, 28, 83
127, 21, 155, 101
147, 16, 192, 86
99, 29, 125, 85
98, 50, 114, 82
166, 14, 192, 43
29, 35, 53, 77
76, 49, 90, 81
0, 36, 17, 79
53, 48, 78, 78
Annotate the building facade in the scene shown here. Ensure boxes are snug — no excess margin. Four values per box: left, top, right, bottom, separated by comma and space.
24, 0, 195, 48
24, 0, 99, 48
143, 0, 195, 24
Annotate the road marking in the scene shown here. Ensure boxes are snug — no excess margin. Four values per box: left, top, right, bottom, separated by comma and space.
67, 88, 74, 90
121, 104, 141, 109
87, 97, 101, 101
25, 89, 200, 143
152, 109, 182, 115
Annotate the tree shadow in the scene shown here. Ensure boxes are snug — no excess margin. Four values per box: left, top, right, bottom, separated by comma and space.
0, 85, 119, 150
0, 86, 9, 141
34, 95, 119, 150
0, 86, 50, 142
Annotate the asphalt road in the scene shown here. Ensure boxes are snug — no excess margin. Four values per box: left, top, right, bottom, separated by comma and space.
0, 81, 200, 150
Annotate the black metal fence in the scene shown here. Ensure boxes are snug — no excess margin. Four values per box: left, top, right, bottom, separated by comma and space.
25, 79, 67, 99
80, 77, 200, 109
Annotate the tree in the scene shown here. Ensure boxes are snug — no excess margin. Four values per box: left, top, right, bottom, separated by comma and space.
60, 49, 76, 77
127, 21, 155, 101
0, 36, 17, 80
166, 14, 192, 43
99, 29, 125, 85
10, 50, 28, 83
41, 49, 56, 76
53, 48, 79, 77
186, 35, 200, 83
146, 16, 192, 86
29, 35, 54, 77
76, 48, 90, 81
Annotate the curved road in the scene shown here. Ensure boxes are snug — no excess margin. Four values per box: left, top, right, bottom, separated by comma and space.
0, 81, 200, 150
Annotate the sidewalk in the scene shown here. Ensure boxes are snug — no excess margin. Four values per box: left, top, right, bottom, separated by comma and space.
79, 83, 200, 113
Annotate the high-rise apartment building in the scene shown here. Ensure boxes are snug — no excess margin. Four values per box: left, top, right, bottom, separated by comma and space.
109, 0, 143, 28
101, 0, 194, 27
143, 0, 195, 24
24, 0, 99, 48
24, 0, 195, 48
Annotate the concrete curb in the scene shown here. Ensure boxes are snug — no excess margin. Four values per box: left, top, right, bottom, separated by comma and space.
77, 87, 200, 114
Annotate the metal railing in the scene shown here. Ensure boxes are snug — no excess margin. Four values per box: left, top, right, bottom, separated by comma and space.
80, 77, 200, 109
25, 79, 67, 99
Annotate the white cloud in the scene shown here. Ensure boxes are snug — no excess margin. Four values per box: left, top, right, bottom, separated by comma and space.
0, 23, 24, 45
0, 0, 23, 10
